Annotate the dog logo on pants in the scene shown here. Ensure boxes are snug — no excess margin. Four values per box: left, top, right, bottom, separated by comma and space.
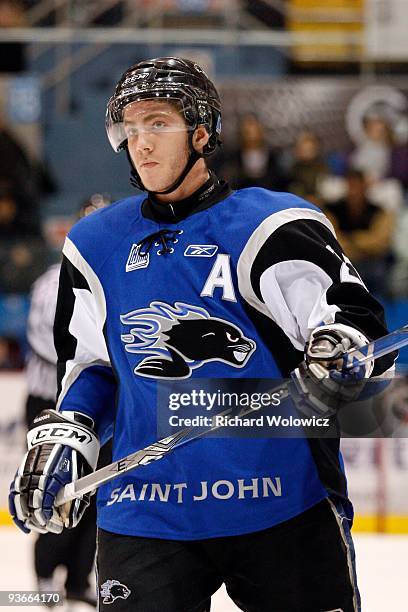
100, 580, 131, 604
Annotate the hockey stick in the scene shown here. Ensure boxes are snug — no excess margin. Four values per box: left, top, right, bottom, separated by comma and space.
55, 324, 407, 506
55, 385, 290, 506
342, 324, 407, 368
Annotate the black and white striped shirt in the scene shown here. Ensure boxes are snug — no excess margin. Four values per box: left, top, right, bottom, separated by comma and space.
26, 263, 60, 400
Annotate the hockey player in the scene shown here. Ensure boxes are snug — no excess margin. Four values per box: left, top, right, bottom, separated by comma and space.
9, 58, 395, 612
24, 195, 111, 610
25, 261, 97, 609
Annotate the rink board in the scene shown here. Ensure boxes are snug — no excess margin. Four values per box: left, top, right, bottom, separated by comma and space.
1, 373, 408, 533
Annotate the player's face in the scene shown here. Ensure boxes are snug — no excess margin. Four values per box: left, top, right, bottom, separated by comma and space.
124, 100, 191, 192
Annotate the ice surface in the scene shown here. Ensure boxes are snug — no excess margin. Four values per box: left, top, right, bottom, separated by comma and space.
0, 528, 406, 611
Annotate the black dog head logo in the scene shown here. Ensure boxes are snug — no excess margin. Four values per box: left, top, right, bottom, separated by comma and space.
100, 580, 131, 604
121, 301, 256, 379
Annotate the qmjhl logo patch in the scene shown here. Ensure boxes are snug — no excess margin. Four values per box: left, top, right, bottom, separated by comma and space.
100, 580, 131, 605
126, 244, 149, 271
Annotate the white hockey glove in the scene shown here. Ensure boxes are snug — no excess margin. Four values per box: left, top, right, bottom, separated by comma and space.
291, 323, 374, 416
9, 410, 99, 534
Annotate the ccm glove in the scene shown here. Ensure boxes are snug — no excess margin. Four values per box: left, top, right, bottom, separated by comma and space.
9, 409, 99, 534
291, 323, 374, 416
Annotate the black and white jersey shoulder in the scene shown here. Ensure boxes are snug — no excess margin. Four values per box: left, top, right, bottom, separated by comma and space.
53, 196, 146, 440
54, 241, 117, 439
236, 203, 394, 376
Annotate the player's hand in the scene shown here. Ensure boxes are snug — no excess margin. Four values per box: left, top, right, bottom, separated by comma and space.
291, 323, 374, 416
9, 410, 99, 534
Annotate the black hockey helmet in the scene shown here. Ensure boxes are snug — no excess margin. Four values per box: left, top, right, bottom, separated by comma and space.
106, 57, 222, 194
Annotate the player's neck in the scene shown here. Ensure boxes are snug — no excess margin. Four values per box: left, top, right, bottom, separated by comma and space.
144, 172, 229, 223
154, 161, 210, 203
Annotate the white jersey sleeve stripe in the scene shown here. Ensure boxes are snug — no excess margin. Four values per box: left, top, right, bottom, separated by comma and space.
237, 207, 336, 326
260, 260, 341, 350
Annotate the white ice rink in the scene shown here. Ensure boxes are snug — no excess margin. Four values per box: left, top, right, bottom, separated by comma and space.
0, 527, 406, 611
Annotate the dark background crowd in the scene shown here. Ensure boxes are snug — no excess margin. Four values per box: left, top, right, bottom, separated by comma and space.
0, 0, 407, 370
212, 111, 408, 298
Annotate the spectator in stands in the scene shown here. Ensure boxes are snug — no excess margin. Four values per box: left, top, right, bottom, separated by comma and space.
0, 181, 33, 237
388, 207, 408, 298
0, 241, 49, 294
0, 123, 56, 290
0, 182, 49, 294
219, 113, 285, 190
325, 169, 394, 295
0, 336, 24, 369
0, 116, 57, 231
0, 0, 27, 72
350, 113, 408, 190
285, 130, 328, 200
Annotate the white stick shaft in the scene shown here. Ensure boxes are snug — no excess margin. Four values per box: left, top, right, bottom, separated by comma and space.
56, 324, 408, 506
344, 325, 408, 367
56, 386, 289, 506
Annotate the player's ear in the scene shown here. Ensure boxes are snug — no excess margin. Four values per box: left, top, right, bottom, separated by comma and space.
192, 125, 210, 153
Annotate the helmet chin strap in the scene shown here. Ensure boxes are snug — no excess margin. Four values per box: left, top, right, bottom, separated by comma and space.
127, 133, 203, 196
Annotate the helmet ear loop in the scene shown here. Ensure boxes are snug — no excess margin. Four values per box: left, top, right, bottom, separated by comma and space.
202, 129, 220, 157
199, 116, 221, 157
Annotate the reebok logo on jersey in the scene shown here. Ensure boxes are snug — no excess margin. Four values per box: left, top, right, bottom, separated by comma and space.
126, 244, 149, 271
184, 245, 218, 257
100, 580, 131, 605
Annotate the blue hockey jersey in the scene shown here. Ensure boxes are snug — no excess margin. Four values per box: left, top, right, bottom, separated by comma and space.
54, 183, 392, 539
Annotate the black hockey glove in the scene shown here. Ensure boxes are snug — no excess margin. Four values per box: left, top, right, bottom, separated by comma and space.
9, 410, 99, 534
291, 323, 374, 417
